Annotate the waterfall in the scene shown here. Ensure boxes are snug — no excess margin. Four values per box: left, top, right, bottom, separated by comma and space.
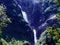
39, 15, 56, 29
33, 29, 37, 43
18, 5, 29, 23
21, 10, 29, 23
18, 4, 37, 43
48, 15, 56, 20
18, 4, 56, 44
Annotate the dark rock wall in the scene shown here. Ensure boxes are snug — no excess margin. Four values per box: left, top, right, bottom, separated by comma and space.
0, 0, 34, 43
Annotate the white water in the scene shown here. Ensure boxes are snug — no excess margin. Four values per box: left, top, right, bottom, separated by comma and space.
39, 15, 56, 29
33, 29, 37, 43
21, 11, 29, 23
18, 5, 29, 23
18, 4, 37, 43
18, 4, 56, 44
48, 15, 56, 20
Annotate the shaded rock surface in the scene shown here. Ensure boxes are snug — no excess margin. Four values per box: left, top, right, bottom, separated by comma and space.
0, 0, 34, 43
17, 0, 59, 39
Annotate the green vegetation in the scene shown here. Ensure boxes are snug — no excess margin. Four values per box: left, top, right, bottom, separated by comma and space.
46, 25, 60, 41
56, 0, 60, 5
0, 38, 30, 45
0, 4, 11, 44
0, 0, 60, 45
56, 13, 60, 23
35, 24, 60, 45
35, 13, 60, 45
0, 4, 11, 28
0, 4, 30, 45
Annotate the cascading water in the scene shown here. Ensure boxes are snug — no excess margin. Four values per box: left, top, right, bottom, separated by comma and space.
18, 5, 37, 43
21, 9, 37, 44
16, 0, 59, 45
38, 15, 56, 29
33, 29, 37, 43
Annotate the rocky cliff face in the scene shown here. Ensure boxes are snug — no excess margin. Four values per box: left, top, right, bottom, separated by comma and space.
0, 0, 34, 43
17, 0, 59, 39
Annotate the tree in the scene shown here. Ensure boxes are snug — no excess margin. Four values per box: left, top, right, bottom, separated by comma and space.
56, 13, 60, 23
0, 4, 11, 42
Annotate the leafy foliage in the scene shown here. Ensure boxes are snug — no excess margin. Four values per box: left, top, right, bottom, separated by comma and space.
0, 4, 11, 43
56, 13, 60, 23
35, 24, 60, 45
56, 0, 60, 5
0, 3, 31, 45
1, 38, 30, 45
35, 0, 60, 44
0, 4, 11, 28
